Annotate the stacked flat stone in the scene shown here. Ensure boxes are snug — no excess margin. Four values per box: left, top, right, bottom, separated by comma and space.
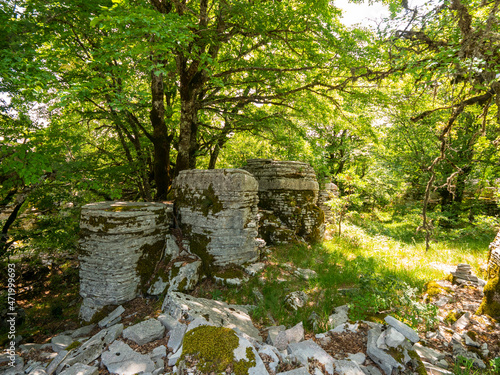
317, 182, 339, 223
79, 201, 172, 321
451, 263, 479, 285
243, 159, 325, 243
173, 169, 260, 273
487, 229, 500, 280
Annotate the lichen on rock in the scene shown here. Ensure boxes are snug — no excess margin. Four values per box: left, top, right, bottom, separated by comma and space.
179, 326, 256, 375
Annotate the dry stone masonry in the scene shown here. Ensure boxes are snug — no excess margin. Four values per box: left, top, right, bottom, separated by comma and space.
478, 228, 500, 316
173, 169, 260, 273
77, 162, 328, 319
317, 181, 339, 223
79, 201, 172, 321
243, 159, 325, 244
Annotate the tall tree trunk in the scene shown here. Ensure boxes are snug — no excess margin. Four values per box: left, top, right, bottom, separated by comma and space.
150, 70, 173, 200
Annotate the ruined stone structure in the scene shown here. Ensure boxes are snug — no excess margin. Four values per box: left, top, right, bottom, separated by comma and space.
173, 169, 260, 274
318, 181, 340, 223
243, 159, 325, 244
79, 201, 172, 321
477, 229, 500, 317
78, 162, 326, 319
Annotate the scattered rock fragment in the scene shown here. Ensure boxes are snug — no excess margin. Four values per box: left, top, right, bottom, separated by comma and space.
122, 318, 165, 346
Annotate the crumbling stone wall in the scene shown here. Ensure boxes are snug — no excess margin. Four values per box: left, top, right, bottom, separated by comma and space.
173, 169, 260, 274
243, 159, 324, 244
79, 201, 172, 321
477, 230, 500, 317
318, 181, 339, 223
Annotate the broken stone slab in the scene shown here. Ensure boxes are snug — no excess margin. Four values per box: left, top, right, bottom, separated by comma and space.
452, 343, 486, 369
149, 345, 167, 361
122, 318, 165, 346
276, 368, 309, 375
244, 262, 266, 276
328, 305, 349, 329
157, 313, 178, 332
333, 360, 365, 375
186, 316, 216, 332
294, 268, 317, 280
70, 325, 95, 339
366, 328, 404, 375
168, 346, 182, 367
274, 322, 304, 351
287, 340, 335, 375
19, 343, 42, 353
58, 323, 123, 370
28, 367, 47, 375
423, 361, 454, 375
384, 316, 420, 343
51, 335, 74, 353
330, 322, 359, 334
101, 340, 156, 375
167, 260, 202, 294
98, 306, 125, 328
453, 311, 470, 330
167, 322, 187, 353
383, 327, 406, 348
266, 325, 286, 346
258, 344, 281, 373
162, 291, 262, 341
346, 353, 366, 365
413, 343, 446, 365
284, 291, 308, 311
58, 363, 98, 375
234, 335, 269, 375
46, 351, 69, 375
360, 365, 383, 375
464, 333, 480, 348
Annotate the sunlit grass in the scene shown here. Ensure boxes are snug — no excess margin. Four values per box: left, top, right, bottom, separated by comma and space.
210, 210, 496, 332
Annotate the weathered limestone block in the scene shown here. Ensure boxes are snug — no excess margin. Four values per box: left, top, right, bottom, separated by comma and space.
243, 159, 325, 243
318, 182, 339, 223
477, 229, 500, 317
79, 201, 172, 321
173, 169, 260, 273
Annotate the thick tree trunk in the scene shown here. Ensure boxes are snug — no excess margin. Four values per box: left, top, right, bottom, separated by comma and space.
150, 70, 173, 200
175, 99, 197, 175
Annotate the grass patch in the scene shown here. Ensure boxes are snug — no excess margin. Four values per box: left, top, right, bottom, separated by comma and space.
206, 210, 494, 333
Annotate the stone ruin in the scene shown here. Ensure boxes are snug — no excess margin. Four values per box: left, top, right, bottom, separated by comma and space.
79, 160, 326, 320
243, 159, 325, 244
317, 181, 340, 223
79, 201, 172, 321
172, 169, 260, 274
478, 228, 500, 316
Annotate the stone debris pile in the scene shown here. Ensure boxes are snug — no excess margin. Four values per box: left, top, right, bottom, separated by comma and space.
2, 291, 430, 375
4, 258, 500, 375
451, 263, 480, 285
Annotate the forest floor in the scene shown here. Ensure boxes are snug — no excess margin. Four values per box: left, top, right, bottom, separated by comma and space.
1, 211, 499, 373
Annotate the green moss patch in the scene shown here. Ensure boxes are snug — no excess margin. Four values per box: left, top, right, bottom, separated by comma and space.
180, 326, 256, 375
425, 281, 451, 298
476, 277, 500, 317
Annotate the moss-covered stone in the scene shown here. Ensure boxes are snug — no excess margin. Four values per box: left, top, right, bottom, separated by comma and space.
444, 310, 460, 324
65, 341, 82, 351
407, 349, 429, 375
477, 277, 500, 317
189, 232, 214, 277
214, 267, 246, 280
180, 326, 256, 375
425, 281, 451, 298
